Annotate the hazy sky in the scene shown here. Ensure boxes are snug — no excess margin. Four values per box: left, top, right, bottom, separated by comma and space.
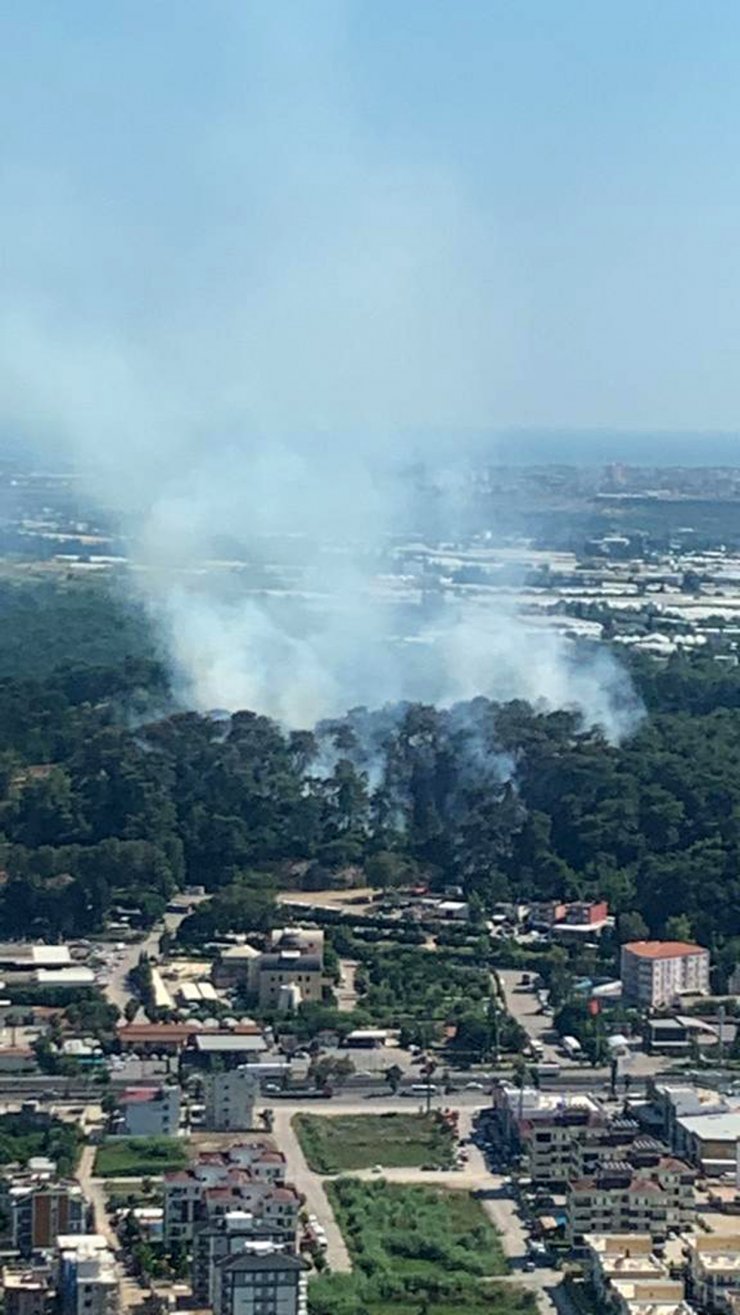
1, 1, 740, 440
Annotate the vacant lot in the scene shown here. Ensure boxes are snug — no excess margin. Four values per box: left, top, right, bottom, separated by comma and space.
309, 1181, 520, 1315
294, 1112, 454, 1174
309, 1274, 535, 1315
327, 1178, 508, 1278
94, 1137, 188, 1178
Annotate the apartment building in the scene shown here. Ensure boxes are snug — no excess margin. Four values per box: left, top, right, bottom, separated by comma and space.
57, 1236, 118, 1315
567, 1154, 695, 1243
226, 1143, 286, 1184
7, 1179, 87, 1256
192, 1211, 296, 1304
521, 1109, 644, 1186
213, 1246, 307, 1315
621, 941, 710, 1008
686, 1235, 740, 1312
492, 1081, 603, 1149
610, 1279, 693, 1315
648, 1081, 732, 1152
585, 1233, 667, 1300
164, 1147, 298, 1248
492, 1082, 643, 1186
584, 1234, 695, 1315
2, 1267, 54, 1315
204, 1069, 258, 1132
117, 1085, 180, 1137
675, 1111, 740, 1177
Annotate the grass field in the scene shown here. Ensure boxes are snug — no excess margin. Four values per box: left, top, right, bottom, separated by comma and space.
293, 1112, 455, 1174
328, 1178, 508, 1278
309, 1273, 535, 1315
308, 1181, 524, 1315
94, 1137, 188, 1178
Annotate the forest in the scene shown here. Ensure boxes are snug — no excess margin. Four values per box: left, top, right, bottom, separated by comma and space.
0, 582, 740, 978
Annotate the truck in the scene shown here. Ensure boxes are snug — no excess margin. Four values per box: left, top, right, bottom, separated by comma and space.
561, 1035, 582, 1059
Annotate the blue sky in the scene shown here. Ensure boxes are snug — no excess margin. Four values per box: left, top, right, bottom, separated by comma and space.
1, 1, 740, 443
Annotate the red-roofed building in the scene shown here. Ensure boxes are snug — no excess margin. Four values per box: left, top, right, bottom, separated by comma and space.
163, 1143, 300, 1248
621, 941, 710, 1007
116, 1022, 199, 1054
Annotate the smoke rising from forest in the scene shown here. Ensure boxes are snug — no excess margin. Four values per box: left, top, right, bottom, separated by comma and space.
0, 6, 642, 741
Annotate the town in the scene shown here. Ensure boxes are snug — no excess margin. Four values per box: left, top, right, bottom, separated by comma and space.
0, 877, 738, 1315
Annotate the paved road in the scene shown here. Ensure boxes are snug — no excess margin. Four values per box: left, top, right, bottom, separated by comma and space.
103, 905, 195, 1014
496, 969, 563, 1062
77, 1146, 144, 1314
269, 1103, 352, 1273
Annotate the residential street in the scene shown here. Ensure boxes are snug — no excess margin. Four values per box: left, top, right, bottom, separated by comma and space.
77, 1145, 142, 1314
269, 1104, 352, 1273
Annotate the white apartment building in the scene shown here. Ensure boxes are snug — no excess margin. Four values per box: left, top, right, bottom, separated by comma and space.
686, 1234, 740, 1312
585, 1232, 667, 1300
204, 1069, 258, 1132
57, 1236, 118, 1315
620, 941, 710, 1008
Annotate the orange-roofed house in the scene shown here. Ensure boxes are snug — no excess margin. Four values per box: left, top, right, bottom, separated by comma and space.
621, 941, 710, 1008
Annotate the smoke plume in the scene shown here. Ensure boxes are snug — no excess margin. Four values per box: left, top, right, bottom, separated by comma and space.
0, 5, 642, 741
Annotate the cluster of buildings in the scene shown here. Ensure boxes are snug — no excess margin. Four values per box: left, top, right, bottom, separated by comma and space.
112, 1068, 260, 1137
491, 1072, 740, 1314
164, 1142, 307, 1315
649, 1079, 740, 1179
0, 944, 95, 997
0, 1160, 117, 1315
0, 1119, 311, 1315
526, 900, 612, 941
490, 898, 613, 945
585, 1230, 740, 1315
492, 1084, 696, 1244
214, 928, 326, 1011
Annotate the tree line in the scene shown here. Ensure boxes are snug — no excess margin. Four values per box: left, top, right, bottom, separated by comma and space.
2, 621, 740, 977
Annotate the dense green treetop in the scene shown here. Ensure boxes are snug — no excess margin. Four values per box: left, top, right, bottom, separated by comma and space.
0, 585, 739, 960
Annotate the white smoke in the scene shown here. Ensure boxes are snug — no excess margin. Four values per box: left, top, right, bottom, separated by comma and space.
0, 5, 641, 741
